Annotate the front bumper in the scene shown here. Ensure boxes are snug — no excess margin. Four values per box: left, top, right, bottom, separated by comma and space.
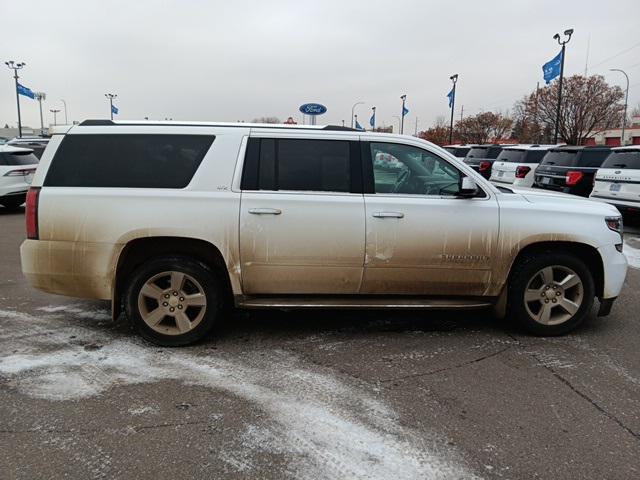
597, 243, 628, 300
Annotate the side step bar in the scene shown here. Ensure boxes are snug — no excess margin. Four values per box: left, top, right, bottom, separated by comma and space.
236, 296, 493, 310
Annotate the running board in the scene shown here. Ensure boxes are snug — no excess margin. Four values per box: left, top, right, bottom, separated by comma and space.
236, 296, 493, 310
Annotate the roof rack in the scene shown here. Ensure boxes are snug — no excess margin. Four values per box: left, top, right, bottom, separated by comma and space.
79, 120, 358, 132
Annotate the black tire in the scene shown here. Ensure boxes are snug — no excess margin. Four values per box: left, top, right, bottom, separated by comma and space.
507, 252, 595, 336
124, 256, 221, 346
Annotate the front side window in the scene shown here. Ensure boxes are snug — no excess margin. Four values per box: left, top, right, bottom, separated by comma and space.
370, 143, 461, 196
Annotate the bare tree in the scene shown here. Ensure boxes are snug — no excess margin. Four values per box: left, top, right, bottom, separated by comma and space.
515, 75, 624, 145
252, 116, 281, 124
455, 112, 513, 144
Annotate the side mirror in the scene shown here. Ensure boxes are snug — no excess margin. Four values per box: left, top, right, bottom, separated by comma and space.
458, 176, 479, 198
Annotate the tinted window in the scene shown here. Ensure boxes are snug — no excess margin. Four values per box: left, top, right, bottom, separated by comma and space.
250, 139, 351, 192
601, 150, 640, 169
370, 143, 461, 196
486, 146, 503, 158
540, 151, 577, 167
45, 134, 214, 188
525, 150, 547, 163
466, 147, 489, 159
577, 149, 610, 167
496, 150, 525, 163
445, 147, 470, 157
0, 151, 39, 166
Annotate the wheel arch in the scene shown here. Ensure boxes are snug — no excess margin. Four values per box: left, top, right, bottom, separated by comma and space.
112, 236, 235, 320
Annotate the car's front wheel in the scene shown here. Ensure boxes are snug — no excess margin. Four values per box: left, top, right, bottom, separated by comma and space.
508, 252, 595, 335
124, 256, 221, 346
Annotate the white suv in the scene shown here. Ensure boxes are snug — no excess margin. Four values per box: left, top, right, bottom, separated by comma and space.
590, 146, 640, 215
0, 145, 39, 209
490, 145, 557, 188
20, 120, 628, 346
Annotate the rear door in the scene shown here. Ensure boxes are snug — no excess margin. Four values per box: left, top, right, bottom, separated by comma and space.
239, 134, 365, 294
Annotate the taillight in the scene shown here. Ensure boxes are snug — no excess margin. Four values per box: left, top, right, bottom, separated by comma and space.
565, 171, 584, 186
515, 166, 531, 179
26, 187, 40, 240
479, 161, 491, 172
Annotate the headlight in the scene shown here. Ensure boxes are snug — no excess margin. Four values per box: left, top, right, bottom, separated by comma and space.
605, 216, 623, 235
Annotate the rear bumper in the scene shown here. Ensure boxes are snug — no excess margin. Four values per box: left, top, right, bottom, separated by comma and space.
597, 243, 628, 300
590, 195, 640, 213
20, 239, 119, 300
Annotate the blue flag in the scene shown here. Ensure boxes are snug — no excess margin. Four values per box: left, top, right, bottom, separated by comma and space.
111, 105, 119, 115
355, 119, 364, 130
543, 49, 563, 84
17, 83, 35, 99
402, 105, 409, 117
447, 88, 455, 108
369, 111, 376, 128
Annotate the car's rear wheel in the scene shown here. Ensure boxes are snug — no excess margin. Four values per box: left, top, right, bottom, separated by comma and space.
507, 252, 595, 335
124, 256, 221, 346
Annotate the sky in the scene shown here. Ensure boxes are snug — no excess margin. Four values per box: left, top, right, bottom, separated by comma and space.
1, 0, 639, 132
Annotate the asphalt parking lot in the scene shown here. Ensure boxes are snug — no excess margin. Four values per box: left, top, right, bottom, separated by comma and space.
1, 207, 639, 479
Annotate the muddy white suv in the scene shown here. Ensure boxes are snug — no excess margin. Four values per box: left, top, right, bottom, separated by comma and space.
21, 120, 627, 346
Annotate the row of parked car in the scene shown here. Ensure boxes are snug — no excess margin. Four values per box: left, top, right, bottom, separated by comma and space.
0, 137, 49, 210
444, 143, 640, 215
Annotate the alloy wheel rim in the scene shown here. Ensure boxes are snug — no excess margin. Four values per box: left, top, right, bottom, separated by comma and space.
523, 265, 584, 326
137, 271, 207, 336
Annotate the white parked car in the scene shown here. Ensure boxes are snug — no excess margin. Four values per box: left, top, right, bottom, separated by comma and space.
590, 146, 640, 214
490, 145, 557, 188
0, 145, 39, 209
20, 120, 627, 346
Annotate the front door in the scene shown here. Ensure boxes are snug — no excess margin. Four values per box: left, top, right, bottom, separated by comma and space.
239, 136, 365, 294
361, 141, 499, 296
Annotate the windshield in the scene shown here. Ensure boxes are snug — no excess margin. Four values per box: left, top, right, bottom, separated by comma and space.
601, 151, 640, 170
0, 151, 40, 166
540, 151, 577, 167
496, 150, 525, 163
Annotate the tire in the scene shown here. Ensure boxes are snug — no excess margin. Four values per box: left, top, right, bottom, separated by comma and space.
124, 256, 221, 346
507, 252, 595, 336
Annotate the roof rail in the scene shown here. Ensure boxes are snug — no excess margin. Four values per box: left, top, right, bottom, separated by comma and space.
322, 125, 357, 131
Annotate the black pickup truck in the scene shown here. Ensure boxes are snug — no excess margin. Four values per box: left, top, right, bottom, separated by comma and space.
533, 146, 611, 197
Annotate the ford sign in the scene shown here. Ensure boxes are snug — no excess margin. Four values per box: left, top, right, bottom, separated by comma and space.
299, 103, 327, 116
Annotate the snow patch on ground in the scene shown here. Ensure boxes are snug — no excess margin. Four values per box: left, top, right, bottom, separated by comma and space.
0, 306, 475, 480
624, 237, 640, 269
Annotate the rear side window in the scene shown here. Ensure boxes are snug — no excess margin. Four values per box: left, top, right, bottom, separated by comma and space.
466, 147, 489, 159
601, 151, 640, 169
44, 134, 214, 188
541, 151, 577, 166
242, 138, 352, 193
577, 150, 611, 167
0, 151, 39, 166
496, 150, 525, 163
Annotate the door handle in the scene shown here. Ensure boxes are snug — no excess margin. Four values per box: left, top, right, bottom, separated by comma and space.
248, 208, 282, 215
372, 211, 404, 218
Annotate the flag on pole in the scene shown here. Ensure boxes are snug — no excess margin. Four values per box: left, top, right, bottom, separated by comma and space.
402, 105, 409, 117
369, 111, 376, 128
543, 50, 563, 84
447, 88, 455, 108
355, 118, 364, 130
111, 105, 119, 115
17, 83, 35, 99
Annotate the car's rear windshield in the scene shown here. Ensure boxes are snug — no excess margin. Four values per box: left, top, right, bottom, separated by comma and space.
601, 150, 640, 170
445, 147, 470, 157
466, 147, 501, 159
540, 150, 578, 166
0, 151, 39, 166
496, 149, 525, 163
576, 149, 610, 167
44, 134, 215, 188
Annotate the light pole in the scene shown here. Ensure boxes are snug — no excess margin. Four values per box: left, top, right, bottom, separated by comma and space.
552, 28, 573, 144
400, 94, 407, 134
105, 93, 117, 120
610, 69, 629, 145
351, 101, 364, 128
449, 74, 458, 144
393, 115, 401, 134
34, 92, 46, 136
60, 99, 68, 124
5, 60, 26, 138
50, 109, 60, 126
370, 106, 376, 131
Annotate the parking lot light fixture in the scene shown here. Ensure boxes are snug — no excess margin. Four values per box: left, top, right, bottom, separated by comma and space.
60, 99, 68, 125
351, 101, 364, 128
610, 69, 629, 145
5, 60, 26, 138
105, 93, 118, 120
552, 28, 573, 144
34, 92, 46, 136
50, 109, 60, 126
449, 74, 459, 144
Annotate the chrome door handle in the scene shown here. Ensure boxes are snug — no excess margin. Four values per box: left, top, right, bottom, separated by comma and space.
372, 211, 404, 218
248, 208, 282, 215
